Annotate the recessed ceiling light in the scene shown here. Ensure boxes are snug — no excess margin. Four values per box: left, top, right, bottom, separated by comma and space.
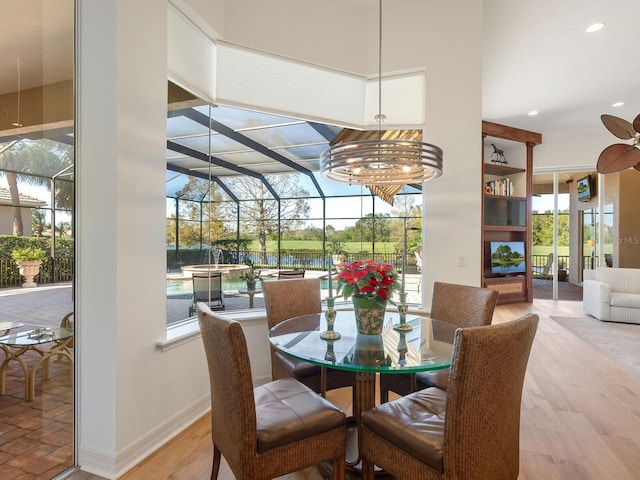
528, 110, 539, 116
586, 22, 605, 33
612, 102, 624, 107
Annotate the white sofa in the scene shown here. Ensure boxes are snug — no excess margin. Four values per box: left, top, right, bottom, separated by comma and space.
583, 268, 640, 324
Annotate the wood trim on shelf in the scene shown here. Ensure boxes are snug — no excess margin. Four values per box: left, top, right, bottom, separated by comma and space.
483, 225, 527, 232
484, 164, 525, 176
482, 120, 542, 145
484, 194, 526, 201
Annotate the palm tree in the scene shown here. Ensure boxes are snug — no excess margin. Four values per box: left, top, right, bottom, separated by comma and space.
31, 209, 48, 236
55, 220, 71, 237
0, 138, 73, 235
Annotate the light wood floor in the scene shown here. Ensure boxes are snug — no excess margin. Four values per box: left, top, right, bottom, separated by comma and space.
73, 299, 640, 480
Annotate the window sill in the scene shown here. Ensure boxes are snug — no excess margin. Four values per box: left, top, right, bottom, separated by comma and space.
157, 318, 202, 352
157, 308, 268, 352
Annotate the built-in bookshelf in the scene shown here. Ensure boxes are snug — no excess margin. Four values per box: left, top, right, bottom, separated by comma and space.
481, 121, 542, 304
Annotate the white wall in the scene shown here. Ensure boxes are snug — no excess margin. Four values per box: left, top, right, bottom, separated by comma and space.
418, 0, 483, 306
78, 1, 210, 477
533, 130, 609, 173
0, 207, 33, 235
76, 0, 483, 477
220, 0, 369, 75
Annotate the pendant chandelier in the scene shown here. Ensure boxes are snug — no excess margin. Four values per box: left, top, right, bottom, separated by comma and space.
320, 0, 443, 186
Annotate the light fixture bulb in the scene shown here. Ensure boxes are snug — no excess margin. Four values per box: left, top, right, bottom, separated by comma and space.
528, 110, 539, 116
586, 22, 604, 33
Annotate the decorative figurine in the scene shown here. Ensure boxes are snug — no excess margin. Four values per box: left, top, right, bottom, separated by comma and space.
490, 143, 508, 164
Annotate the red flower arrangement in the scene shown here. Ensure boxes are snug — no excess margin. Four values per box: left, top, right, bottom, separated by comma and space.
336, 260, 401, 302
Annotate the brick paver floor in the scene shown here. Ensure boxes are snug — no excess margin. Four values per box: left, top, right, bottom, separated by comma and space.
0, 284, 74, 479
0, 349, 73, 479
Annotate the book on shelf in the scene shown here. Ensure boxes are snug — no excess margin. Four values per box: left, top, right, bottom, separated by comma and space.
485, 178, 513, 196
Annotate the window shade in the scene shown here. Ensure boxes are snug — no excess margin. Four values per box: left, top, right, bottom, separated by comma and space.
167, 6, 216, 104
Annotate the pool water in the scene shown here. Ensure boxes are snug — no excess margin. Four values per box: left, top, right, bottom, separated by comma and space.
167, 278, 330, 296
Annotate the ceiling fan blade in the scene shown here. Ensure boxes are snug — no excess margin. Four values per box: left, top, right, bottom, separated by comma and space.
633, 113, 640, 134
597, 144, 640, 174
601, 114, 635, 140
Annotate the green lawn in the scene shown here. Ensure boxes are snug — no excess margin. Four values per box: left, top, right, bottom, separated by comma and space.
246, 241, 612, 259
247, 239, 397, 253
532, 245, 613, 256
531, 246, 570, 256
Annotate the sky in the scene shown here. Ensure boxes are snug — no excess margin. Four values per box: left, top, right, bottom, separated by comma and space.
532, 193, 570, 213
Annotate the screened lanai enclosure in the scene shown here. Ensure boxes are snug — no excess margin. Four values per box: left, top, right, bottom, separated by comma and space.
0, 139, 74, 287
166, 82, 423, 322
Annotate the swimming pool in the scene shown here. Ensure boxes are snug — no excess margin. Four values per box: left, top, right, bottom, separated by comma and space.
167, 277, 330, 296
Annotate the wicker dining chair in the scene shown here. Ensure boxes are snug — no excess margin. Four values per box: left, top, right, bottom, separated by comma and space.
360, 313, 539, 480
197, 304, 347, 480
263, 278, 357, 400
379, 281, 499, 402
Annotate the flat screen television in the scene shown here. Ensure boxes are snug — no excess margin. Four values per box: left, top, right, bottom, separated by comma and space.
576, 175, 594, 202
489, 241, 526, 276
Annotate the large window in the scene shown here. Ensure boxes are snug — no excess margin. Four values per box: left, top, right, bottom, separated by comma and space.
165, 89, 423, 325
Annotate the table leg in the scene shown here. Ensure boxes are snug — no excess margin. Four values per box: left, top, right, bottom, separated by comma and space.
0, 338, 74, 402
0, 345, 31, 401
318, 370, 392, 479
30, 345, 73, 402
320, 366, 327, 397
354, 371, 376, 419
345, 371, 375, 470
248, 293, 255, 308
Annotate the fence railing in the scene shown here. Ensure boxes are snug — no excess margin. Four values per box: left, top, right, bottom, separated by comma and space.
532, 254, 609, 272
0, 257, 74, 288
531, 254, 569, 271
166, 248, 419, 273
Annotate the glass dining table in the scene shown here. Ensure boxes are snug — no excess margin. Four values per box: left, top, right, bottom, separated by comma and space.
268, 309, 457, 477
0, 326, 74, 402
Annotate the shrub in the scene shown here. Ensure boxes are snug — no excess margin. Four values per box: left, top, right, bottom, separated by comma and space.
0, 235, 74, 258
11, 246, 48, 262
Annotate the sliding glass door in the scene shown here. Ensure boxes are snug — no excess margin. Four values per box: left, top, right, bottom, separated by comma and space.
0, 1, 75, 478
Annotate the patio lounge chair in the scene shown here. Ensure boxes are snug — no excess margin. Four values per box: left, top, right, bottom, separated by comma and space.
414, 251, 422, 292
533, 252, 553, 282
189, 272, 225, 316
277, 269, 305, 279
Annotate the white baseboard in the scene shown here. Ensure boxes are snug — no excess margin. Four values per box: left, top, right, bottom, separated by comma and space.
78, 395, 211, 479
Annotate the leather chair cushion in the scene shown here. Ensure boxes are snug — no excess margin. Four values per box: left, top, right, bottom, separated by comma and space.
254, 378, 345, 453
361, 387, 446, 472
273, 350, 321, 378
416, 368, 451, 391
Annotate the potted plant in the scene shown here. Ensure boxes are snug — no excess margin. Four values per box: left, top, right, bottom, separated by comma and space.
328, 241, 347, 267
558, 257, 568, 282
337, 260, 400, 335
11, 246, 47, 288
240, 260, 261, 291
